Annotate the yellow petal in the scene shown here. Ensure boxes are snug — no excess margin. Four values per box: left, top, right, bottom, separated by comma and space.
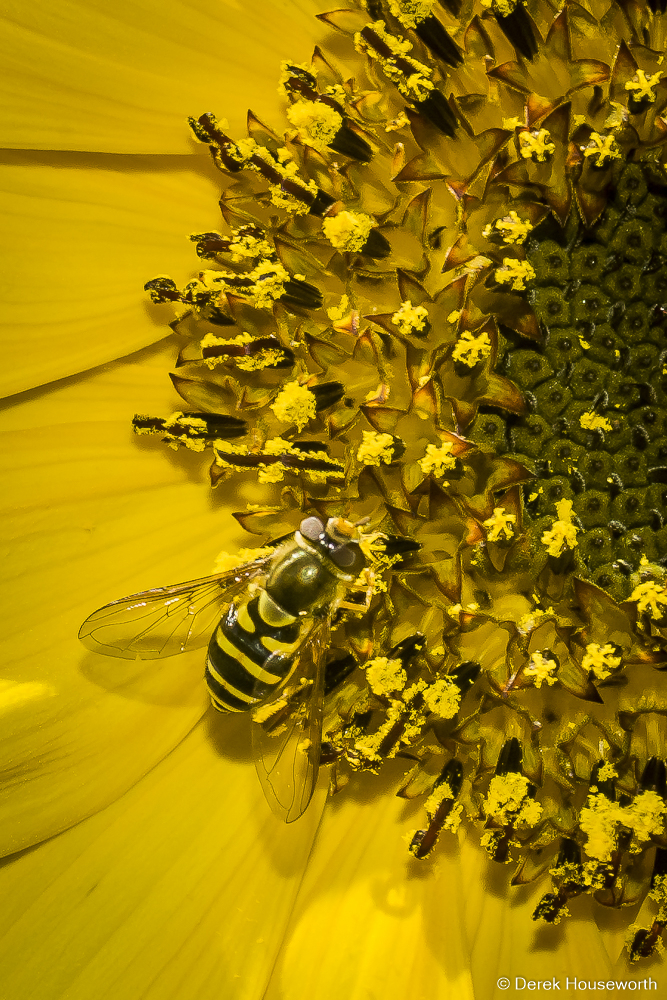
0, 339, 255, 854
264, 767, 476, 1000
0, 719, 325, 1000
1, 0, 323, 153
1, 155, 223, 397
459, 837, 618, 993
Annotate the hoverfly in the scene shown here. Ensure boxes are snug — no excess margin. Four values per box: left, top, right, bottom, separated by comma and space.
79, 516, 381, 822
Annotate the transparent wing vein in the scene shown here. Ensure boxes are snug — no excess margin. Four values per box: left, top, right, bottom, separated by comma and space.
79, 559, 271, 660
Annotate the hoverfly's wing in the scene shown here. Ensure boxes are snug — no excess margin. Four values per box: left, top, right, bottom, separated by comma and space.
251, 617, 330, 823
79, 557, 272, 660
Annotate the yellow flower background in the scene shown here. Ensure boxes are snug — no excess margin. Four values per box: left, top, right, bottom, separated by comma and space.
1, 0, 664, 997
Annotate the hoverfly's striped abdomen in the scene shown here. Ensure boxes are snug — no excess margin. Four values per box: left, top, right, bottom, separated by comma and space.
205, 593, 302, 713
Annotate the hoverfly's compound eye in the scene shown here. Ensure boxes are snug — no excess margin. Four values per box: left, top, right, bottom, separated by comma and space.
330, 544, 357, 569
330, 543, 366, 576
300, 516, 325, 541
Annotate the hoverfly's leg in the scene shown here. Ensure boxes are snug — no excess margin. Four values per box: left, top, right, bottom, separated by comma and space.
338, 568, 376, 614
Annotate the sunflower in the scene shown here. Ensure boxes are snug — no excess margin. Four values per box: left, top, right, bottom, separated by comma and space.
2, 0, 667, 996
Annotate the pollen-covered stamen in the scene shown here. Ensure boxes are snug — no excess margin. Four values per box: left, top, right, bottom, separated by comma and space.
419, 441, 456, 479
452, 329, 492, 367
365, 655, 407, 696
281, 61, 373, 162
132, 412, 247, 450
270, 381, 318, 432
211, 437, 345, 485
144, 275, 234, 326
199, 262, 323, 311
518, 128, 555, 162
625, 70, 662, 112
494, 258, 535, 292
483, 507, 516, 542
391, 300, 430, 336
354, 21, 457, 136
386, 0, 463, 68
341, 636, 428, 769
482, 738, 542, 863
356, 430, 396, 466
200, 332, 293, 371
189, 226, 275, 262
482, 211, 533, 246
630, 580, 667, 620
578, 759, 667, 871
533, 838, 605, 925
287, 100, 344, 151
355, 21, 433, 100
541, 499, 579, 558
323, 210, 390, 258
627, 849, 667, 961
190, 113, 335, 217
582, 133, 621, 168
524, 649, 559, 688
144, 276, 183, 304
581, 642, 622, 681
409, 759, 464, 859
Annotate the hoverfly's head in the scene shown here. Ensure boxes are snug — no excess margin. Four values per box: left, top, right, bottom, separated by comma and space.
297, 515, 368, 578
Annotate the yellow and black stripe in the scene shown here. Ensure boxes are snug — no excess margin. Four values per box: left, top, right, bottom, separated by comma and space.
205, 593, 302, 712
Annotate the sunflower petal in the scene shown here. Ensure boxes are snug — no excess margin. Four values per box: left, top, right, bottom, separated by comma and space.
1, 155, 224, 396
0, 339, 255, 854
459, 837, 619, 994
0, 0, 324, 153
0, 720, 324, 1000
264, 767, 475, 1000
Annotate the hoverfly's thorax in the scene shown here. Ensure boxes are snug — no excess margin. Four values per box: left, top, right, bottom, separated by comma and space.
265, 538, 339, 616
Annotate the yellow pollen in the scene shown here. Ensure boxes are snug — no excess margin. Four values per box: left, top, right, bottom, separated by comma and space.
452, 330, 492, 366
485, 772, 542, 827
365, 656, 407, 696
424, 779, 454, 815
357, 430, 395, 466
579, 411, 612, 432
582, 642, 622, 680
483, 507, 516, 542
354, 22, 434, 102
385, 111, 410, 131
495, 258, 536, 291
541, 499, 579, 557
286, 100, 343, 151
419, 442, 456, 478
625, 69, 662, 102
422, 677, 461, 719
482, 210, 533, 245
583, 132, 621, 167
480, 0, 520, 13
270, 381, 317, 431
597, 763, 618, 782
519, 128, 555, 162
580, 790, 666, 862
524, 650, 558, 688
212, 546, 274, 574
392, 300, 429, 335
630, 580, 667, 618
387, 0, 435, 28
323, 210, 375, 252
327, 294, 350, 321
